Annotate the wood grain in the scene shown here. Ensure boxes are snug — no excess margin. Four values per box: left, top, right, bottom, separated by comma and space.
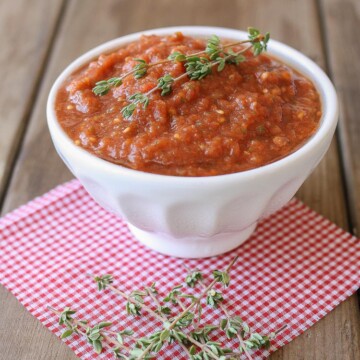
0, 0, 65, 204
318, 0, 360, 236
0, 0, 359, 359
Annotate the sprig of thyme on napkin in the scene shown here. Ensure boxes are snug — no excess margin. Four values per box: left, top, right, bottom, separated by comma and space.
49, 257, 286, 359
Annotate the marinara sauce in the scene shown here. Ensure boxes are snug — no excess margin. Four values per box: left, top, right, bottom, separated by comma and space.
55, 33, 322, 176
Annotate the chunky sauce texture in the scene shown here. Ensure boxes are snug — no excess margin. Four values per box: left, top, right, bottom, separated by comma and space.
56, 33, 322, 176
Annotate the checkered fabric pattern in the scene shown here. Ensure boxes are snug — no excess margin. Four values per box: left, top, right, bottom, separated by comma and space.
1, 179, 360, 359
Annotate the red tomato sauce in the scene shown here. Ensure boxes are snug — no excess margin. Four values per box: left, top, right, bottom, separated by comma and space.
55, 33, 322, 176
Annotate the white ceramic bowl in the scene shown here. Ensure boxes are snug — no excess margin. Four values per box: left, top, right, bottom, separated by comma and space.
47, 26, 338, 258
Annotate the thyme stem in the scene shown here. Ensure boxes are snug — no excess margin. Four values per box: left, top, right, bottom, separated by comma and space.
138, 342, 155, 360
175, 294, 187, 311
190, 37, 254, 57
145, 286, 163, 311
183, 334, 220, 360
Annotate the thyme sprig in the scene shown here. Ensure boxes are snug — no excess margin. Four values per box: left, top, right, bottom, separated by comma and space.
92, 27, 270, 118
52, 256, 285, 359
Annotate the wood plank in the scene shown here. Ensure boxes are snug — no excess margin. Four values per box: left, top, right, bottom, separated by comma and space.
0, 0, 70, 358
318, 0, 360, 235
0, 0, 65, 204
0, 0, 358, 359
314, 1, 360, 355
300, 1, 360, 355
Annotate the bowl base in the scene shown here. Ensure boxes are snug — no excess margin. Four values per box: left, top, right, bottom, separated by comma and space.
128, 223, 257, 258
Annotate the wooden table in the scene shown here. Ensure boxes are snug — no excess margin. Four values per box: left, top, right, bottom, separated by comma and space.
0, 0, 359, 359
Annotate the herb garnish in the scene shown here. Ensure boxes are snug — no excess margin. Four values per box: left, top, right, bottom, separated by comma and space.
50, 257, 286, 359
92, 27, 270, 119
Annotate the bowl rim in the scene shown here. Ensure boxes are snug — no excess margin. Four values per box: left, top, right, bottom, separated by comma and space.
47, 25, 338, 184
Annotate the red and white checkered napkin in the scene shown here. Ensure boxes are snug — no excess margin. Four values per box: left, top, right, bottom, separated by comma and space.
1, 180, 360, 359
